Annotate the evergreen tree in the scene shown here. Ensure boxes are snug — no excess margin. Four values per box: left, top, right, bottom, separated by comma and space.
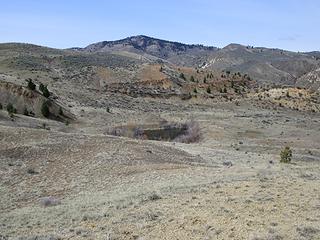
39, 83, 45, 92
23, 107, 29, 116
179, 73, 186, 80
6, 103, 16, 114
27, 79, 36, 90
41, 102, 50, 118
206, 86, 211, 94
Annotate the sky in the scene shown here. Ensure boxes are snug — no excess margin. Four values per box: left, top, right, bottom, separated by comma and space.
0, 0, 319, 52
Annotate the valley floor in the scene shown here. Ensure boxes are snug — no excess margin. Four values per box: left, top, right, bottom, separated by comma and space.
0, 100, 320, 240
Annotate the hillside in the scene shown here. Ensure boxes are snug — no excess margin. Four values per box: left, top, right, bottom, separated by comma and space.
78, 35, 320, 90
80, 35, 218, 67
204, 44, 320, 88
1, 37, 320, 240
0, 41, 255, 115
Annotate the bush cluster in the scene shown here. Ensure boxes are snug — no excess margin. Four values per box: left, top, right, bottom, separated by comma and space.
280, 146, 292, 163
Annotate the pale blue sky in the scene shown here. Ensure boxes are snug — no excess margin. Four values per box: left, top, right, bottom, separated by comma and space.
0, 0, 319, 51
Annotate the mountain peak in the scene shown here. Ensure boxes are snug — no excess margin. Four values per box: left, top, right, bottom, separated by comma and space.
82, 35, 218, 58
223, 43, 246, 51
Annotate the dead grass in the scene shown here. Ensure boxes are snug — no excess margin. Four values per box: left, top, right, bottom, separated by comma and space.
174, 121, 201, 143
39, 197, 61, 207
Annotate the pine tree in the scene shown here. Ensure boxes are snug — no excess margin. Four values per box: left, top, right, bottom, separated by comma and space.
206, 86, 211, 94
27, 79, 36, 90
179, 73, 186, 80
42, 86, 50, 98
39, 83, 45, 92
41, 102, 50, 118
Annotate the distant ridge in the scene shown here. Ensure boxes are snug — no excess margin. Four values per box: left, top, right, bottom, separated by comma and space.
1, 35, 320, 89
76, 35, 320, 88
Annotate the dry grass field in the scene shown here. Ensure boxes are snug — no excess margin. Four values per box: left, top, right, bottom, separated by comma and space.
1, 98, 319, 240
0, 39, 320, 239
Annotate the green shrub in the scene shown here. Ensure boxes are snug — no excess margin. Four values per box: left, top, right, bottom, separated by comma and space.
23, 107, 29, 116
6, 103, 16, 114
39, 83, 50, 98
179, 73, 186, 80
0, 103, 2, 110
190, 75, 195, 82
39, 83, 44, 92
39, 83, 45, 92
280, 146, 292, 163
27, 79, 36, 90
206, 86, 211, 94
42, 86, 50, 98
41, 102, 50, 118
181, 93, 192, 100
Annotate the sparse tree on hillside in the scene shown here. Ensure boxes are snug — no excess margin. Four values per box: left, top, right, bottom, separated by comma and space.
190, 76, 195, 82
206, 86, 211, 94
39, 83, 50, 98
27, 79, 36, 90
42, 86, 50, 98
39, 83, 45, 92
286, 91, 290, 98
41, 101, 50, 118
179, 73, 186, 80
6, 103, 16, 114
23, 107, 29, 116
